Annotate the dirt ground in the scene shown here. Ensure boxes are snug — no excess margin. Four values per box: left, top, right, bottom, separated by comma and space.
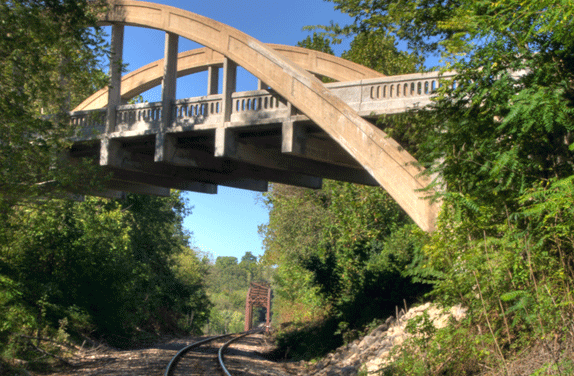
38, 333, 306, 376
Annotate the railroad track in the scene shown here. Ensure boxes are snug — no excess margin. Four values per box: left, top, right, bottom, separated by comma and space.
164, 329, 265, 376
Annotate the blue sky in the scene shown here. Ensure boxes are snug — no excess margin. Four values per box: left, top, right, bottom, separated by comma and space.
102, 0, 355, 261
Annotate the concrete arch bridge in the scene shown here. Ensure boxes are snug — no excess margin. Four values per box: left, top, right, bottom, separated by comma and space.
69, 0, 452, 232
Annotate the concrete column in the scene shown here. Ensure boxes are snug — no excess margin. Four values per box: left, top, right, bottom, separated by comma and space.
287, 101, 298, 117
281, 120, 305, 155
207, 65, 219, 95
161, 32, 178, 128
106, 23, 124, 134
215, 58, 237, 158
257, 79, 268, 91
101, 24, 124, 167
214, 127, 236, 157
100, 137, 122, 166
221, 57, 237, 123
155, 32, 178, 163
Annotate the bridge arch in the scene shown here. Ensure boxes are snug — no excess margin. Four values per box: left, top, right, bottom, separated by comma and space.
95, 0, 439, 231
74, 44, 384, 111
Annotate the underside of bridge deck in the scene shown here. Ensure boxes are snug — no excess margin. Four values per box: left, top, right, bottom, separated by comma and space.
69, 117, 381, 197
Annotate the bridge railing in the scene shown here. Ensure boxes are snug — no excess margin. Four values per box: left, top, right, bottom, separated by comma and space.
116, 101, 163, 132
173, 94, 223, 128
326, 71, 457, 116
230, 90, 289, 124
69, 71, 456, 138
70, 109, 106, 139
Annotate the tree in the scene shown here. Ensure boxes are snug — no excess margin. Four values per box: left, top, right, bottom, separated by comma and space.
171, 247, 211, 334
260, 181, 424, 331
317, 0, 574, 199
241, 252, 258, 264
204, 252, 269, 334
297, 32, 334, 55
299, 27, 422, 76
314, 0, 574, 372
0, 192, 212, 361
341, 30, 422, 75
258, 27, 432, 359
0, 0, 108, 212
317, 0, 467, 61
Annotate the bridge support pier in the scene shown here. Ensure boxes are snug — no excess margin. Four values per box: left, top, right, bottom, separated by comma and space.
281, 121, 305, 155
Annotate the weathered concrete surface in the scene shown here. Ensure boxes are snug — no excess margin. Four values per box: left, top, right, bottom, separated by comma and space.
74, 44, 384, 112
91, 0, 439, 232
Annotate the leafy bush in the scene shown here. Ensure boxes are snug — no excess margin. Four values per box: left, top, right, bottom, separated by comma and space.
0, 193, 211, 369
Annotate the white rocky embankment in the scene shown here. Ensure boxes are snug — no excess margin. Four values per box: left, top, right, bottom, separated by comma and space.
303, 303, 467, 376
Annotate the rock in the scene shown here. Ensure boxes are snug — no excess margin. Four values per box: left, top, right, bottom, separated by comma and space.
315, 359, 328, 370
358, 335, 377, 349
371, 323, 388, 335
302, 302, 467, 375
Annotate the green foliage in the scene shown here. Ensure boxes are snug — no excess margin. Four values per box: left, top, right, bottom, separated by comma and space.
386, 320, 486, 375
271, 317, 343, 361
171, 248, 211, 333
0, 0, 109, 210
203, 252, 271, 335
297, 32, 334, 55
296, 0, 574, 373
310, 0, 469, 65
0, 192, 211, 369
261, 181, 431, 359
341, 30, 423, 75
266, 21, 433, 349
0, 3, 113, 362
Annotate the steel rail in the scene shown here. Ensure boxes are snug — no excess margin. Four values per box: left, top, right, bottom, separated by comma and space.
164, 333, 233, 376
218, 328, 264, 376
164, 328, 264, 376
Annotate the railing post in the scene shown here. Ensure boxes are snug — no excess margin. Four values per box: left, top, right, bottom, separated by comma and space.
155, 32, 179, 163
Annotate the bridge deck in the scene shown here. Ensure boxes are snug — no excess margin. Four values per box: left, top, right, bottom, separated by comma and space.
71, 72, 447, 140
69, 72, 449, 198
